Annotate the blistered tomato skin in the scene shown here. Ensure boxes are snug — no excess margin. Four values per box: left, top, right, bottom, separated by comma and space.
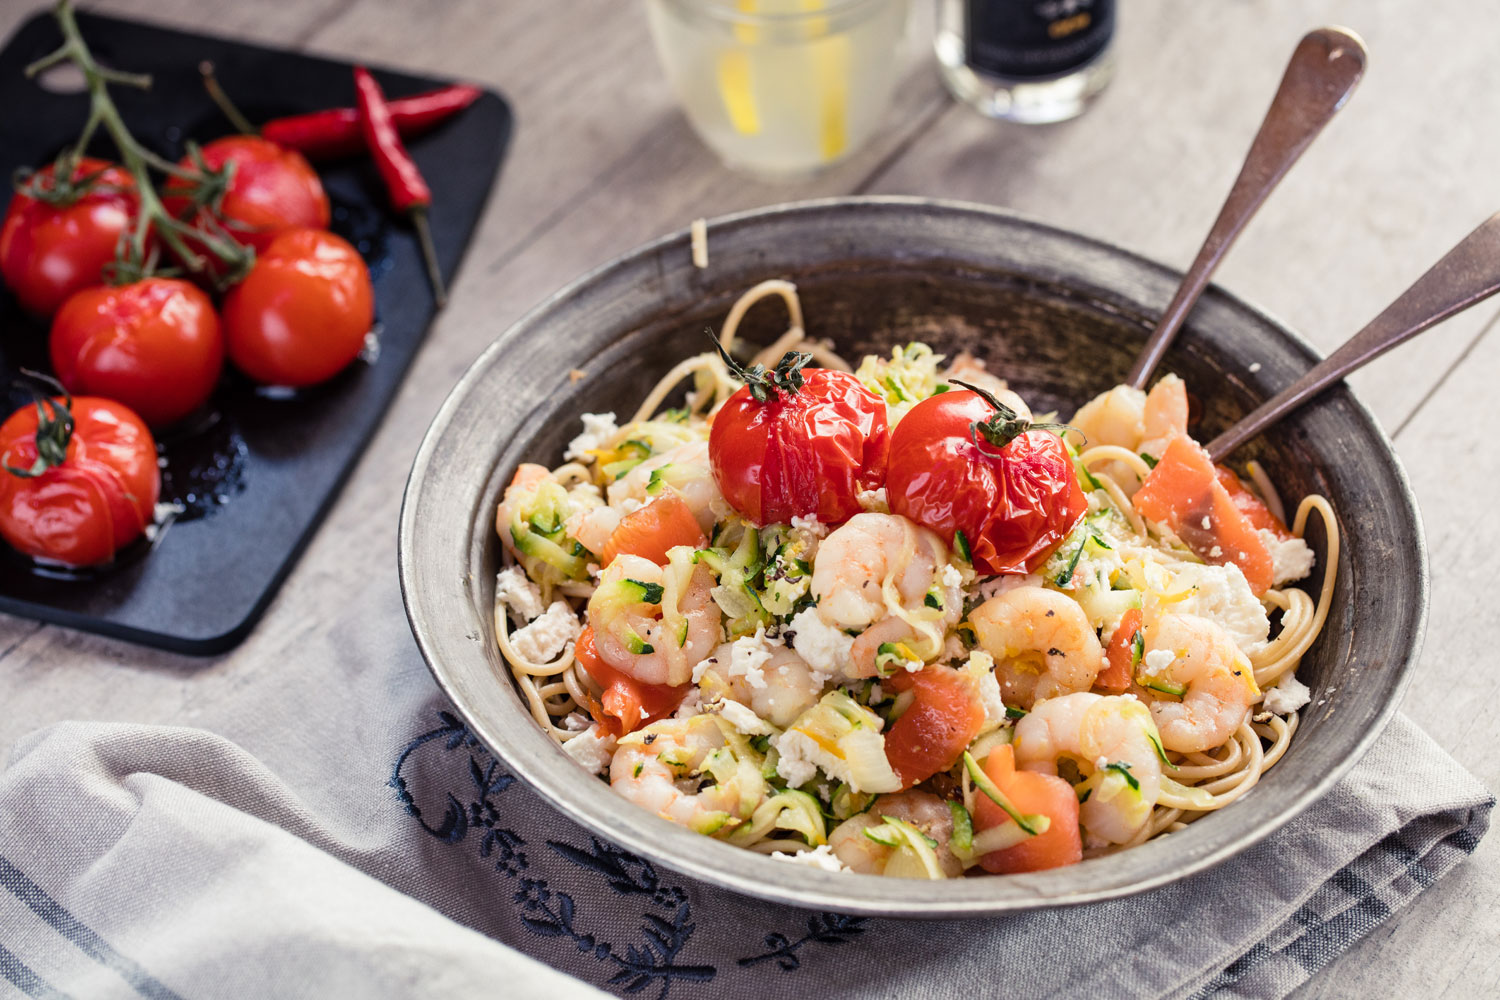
887, 390, 1085, 575
0, 158, 139, 317
709, 368, 889, 527
50, 278, 223, 428
0, 396, 160, 567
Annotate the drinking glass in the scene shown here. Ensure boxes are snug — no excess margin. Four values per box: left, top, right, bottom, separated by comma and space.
645, 0, 909, 176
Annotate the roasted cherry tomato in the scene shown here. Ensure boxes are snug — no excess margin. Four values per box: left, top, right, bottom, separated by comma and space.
162, 135, 330, 255
219, 228, 374, 387
50, 277, 223, 427
887, 385, 1085, 575
883, 665, 987, 789
974, 744, 1083, 874
573, 626, 686, 736
0, 158, 138, 317
709, 351, 889, 527
0, 392, 159, 567
1132, 436, 1274, 594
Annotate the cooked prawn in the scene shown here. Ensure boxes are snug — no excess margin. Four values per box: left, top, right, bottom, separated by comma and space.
969, 586, 1103, 708
608, 439, 727, 535
1138, 612, 1258, 753
944, 352, 1032, 422
699, 643, 824, 728
811, 513, 960, 677
610, 715, 764, 833
827, 790, 965, 877
587, 554, 721, 686
1012, 692, 1163, 844
1138, 374, 1189, 460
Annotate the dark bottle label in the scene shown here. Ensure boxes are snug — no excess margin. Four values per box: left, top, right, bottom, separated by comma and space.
966, 0, 1115, 80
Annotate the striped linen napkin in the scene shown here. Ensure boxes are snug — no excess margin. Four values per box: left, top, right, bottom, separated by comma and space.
0, 689, 1488, 1000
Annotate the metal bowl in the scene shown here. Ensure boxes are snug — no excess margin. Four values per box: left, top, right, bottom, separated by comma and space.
398, 197, 1425, 917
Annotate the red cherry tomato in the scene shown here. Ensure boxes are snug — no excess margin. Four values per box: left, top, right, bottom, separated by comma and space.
708, 355, 889, 527
50, 278, 223, 428
0, 394, 160, 567
883, 665, 987, 789
162, 135, 330, 255
974, 744, 1083, 874
219, 228, 374, 387
0, 158, 139, 317
887, 388, 1085, 575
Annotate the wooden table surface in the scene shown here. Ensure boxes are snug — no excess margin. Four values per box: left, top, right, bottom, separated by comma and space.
1, 1, 1495, 996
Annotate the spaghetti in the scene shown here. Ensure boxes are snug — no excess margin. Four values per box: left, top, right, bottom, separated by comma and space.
487, 279, 1338, 878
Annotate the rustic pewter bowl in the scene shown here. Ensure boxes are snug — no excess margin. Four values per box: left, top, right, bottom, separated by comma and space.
398, 197, 1425, 917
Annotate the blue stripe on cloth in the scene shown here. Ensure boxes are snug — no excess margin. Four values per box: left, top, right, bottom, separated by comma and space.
0, 856, 183, 1000
0, 941, 75, 1000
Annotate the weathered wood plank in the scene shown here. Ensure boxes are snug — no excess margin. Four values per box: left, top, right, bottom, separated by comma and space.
866, 0, 1500, 434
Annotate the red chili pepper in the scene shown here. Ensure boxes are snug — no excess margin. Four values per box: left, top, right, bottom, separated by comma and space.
353, 66, 446, 308
261, 84, 481, 161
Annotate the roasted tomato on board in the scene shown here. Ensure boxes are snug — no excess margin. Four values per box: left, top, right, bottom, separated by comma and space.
219, 227, 374, 388
887, 383, 1086, 575
162, 135, 330, 256
0, 158, 139, 317
709, 349, 889, 527
50, 277, 223, 428
0, 390, 160, 567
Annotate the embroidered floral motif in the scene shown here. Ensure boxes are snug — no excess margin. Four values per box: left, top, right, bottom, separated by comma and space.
738, 913, 869, 971
391, 708, 870, 997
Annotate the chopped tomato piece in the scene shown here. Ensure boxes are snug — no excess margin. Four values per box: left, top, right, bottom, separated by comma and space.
884, 666, 987, 789
1132, 436, 1275, 594
1215, 465, 1293, 540
974, 744, 1083, 874
1099, 608, 1143, 693
599, 489, 706, 567
573, 627, 686, 736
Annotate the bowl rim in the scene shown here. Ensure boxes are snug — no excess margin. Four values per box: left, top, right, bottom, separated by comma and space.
398, 195, 1428, 917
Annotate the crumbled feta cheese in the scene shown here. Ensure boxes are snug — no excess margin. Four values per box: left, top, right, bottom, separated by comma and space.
618, 496, 644, 515
717, 698, 773, 736
1200, 516, 1212, 531
730, 627, 780, 689
495, 566, 546, 626
856, 488, 889, 514
770, 844, 846, 872
692, 655, 719, 684
1208, 545, 1223, 558
1261, 673, 1312, 715
773, 729, 820, 787
1259, 529, 1316, 585
1142, 648, 1176, 673
564, 412, 619, 462
790, 514, 827, 538
509, 601, 581, 661
562, 725, 617, 774
940, 563, 963, 590
1168, 562, 1271, 656
788, 608, 854, 675
961, 651, 1006, 732
562, 712, 591, 732
1094, 755, 1109, 771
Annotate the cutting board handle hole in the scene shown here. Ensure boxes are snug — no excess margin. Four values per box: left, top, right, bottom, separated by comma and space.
33, 62, 86, 94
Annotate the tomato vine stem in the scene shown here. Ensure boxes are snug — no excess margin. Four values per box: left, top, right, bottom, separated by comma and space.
23, 0, 255, 286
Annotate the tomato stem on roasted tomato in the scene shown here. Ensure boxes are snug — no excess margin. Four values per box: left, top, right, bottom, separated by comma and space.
708, 334, 890, 528
887, 382, 1087, 576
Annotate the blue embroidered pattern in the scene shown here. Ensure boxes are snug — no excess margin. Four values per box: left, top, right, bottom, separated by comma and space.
390, 708, 869, 998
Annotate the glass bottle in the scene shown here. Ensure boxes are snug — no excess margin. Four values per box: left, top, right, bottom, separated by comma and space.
935, 0, 1115, 124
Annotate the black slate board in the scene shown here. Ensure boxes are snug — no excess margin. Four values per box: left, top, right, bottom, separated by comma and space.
0, 9, 511, 653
